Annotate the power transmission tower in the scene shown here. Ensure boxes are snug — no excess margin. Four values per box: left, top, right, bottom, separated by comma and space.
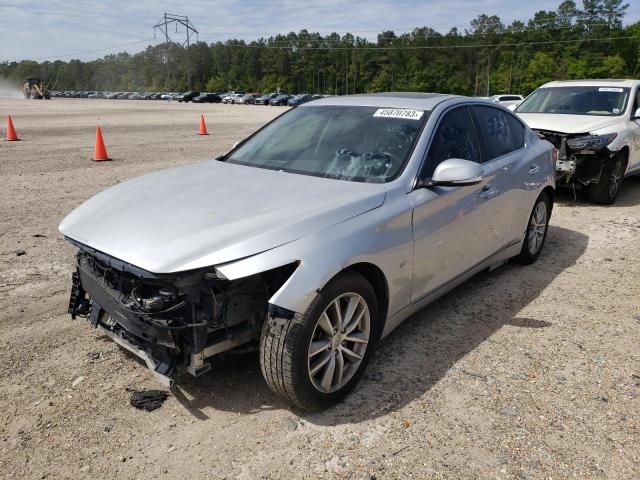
154, 13, 199, 90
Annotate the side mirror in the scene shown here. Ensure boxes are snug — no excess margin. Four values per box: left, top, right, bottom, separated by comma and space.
431, 158, 483, 186
632, 107, 640, 120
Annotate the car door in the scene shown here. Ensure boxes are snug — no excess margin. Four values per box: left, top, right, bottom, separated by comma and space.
471, 105, 534, 252
627, 86, 640, 173
409, 106, 497, 303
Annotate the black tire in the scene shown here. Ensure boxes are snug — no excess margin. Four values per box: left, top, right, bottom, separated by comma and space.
588, 156, 625, 205
514, 191, 551, 265
260, 271, 379, 410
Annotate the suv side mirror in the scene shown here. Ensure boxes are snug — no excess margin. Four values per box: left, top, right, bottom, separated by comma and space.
632, 107, 640, 120
431, 158, 483, 186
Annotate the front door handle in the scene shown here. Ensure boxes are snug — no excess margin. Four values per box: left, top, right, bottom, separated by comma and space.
477, 184, 496, 199
528, 164, 541, 175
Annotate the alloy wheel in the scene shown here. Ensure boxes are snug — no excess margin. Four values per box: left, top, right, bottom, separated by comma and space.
307, 293, 370, 393
608, 160, 624, 199
527, 200, 548, 256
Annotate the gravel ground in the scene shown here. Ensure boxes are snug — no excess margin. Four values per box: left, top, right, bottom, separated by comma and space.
0, 98, 639, 480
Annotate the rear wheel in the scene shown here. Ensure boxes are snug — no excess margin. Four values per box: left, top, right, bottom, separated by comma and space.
514, 191, 551, 265
259, 271, 378, 410
588, 156, 625, 205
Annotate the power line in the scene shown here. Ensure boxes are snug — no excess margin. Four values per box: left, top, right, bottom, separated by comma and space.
25, 38, 157, 61
198, 21, 624, 46
13, 13, 638, 63
194, 35, 638, 51
196, 11, 637, 39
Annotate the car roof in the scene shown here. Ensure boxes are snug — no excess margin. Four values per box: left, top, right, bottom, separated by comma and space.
302, 92, 458, 110
540, 79, 639, 88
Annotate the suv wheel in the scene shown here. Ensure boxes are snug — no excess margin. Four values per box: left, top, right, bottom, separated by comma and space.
259, 271, 379, 410
514, 191, 551, 265
588, 156, 625, 205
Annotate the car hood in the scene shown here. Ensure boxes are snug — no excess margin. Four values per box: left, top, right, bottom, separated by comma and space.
516, 113, 621, 134
59, 161, 386, 273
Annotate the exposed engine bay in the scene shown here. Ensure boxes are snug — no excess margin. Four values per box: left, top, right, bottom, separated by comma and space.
68, 245, 297, 385
533, 129, 620, 186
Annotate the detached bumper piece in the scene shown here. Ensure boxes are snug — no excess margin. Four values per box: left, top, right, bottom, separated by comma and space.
67, 248, 293, 385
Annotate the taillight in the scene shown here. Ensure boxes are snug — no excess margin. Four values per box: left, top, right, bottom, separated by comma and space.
551, 147, 559, 162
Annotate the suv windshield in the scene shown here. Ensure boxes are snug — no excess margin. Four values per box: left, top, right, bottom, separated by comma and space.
226, 106, 428, 182
516, 86, 630, 116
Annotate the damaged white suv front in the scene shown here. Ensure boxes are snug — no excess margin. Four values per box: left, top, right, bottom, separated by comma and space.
516, 79, 640, 204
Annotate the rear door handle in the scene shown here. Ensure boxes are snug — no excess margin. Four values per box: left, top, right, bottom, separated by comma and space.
528, 164, 541, 175
477, 184, 496, 199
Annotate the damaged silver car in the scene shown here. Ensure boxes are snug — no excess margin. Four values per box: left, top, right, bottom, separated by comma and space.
60, 93, 555, 410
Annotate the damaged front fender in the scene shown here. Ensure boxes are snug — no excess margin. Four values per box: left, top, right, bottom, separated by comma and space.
216, 193, 414, 323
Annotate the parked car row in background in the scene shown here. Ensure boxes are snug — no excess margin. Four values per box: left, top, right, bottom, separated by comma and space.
48, 90, 330, 106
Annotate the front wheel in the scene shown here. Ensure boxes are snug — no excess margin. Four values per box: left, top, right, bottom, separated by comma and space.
514, 191, 551, 265
260, 271, 379, 410
588, 156, 625, 205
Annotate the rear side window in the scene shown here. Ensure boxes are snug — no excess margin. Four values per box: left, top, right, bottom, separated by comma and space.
422, 106, 481, 178
472, 106, 524, 160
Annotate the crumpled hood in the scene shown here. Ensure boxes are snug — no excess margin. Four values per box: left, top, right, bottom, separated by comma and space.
516, 113, 621, 134
59, 160, 386, 273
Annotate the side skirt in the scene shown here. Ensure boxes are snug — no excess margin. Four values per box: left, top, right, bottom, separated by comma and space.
381, 241, 522, 338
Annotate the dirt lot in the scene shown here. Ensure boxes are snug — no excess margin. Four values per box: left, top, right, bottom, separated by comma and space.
0, 98, 639, 479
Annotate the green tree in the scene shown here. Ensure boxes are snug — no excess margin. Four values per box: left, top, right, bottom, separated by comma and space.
602, 0, 630, 28
522, 52, 558, 91
592, 54, 626, 76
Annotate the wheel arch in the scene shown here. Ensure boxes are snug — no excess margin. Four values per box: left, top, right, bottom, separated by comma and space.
616, 146, 630, 172
323, 262, 390, 339
345, 262, 389, 337
542, 185, 555, 213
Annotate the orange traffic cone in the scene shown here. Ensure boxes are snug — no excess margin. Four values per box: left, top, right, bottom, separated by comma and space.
6, 116, 19, 141
198, 114, 209, 135
93, 126, 111, 161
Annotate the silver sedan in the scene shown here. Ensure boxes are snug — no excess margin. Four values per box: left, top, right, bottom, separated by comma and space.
60, 93, 555, 410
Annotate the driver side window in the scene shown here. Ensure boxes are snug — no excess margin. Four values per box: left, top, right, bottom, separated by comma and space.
421, 106, 480, 179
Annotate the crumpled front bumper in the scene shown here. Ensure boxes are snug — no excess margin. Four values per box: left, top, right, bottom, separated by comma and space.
66, 246, 287, 386
69, 258, 187, 385
534, 129, 616, 185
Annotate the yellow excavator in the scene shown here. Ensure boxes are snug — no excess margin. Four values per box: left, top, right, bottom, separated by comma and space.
24, 77, 52, 99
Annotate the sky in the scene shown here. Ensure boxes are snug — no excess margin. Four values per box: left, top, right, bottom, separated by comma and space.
1, 0, 638, 62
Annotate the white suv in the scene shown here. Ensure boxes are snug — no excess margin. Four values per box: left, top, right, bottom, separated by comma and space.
516, 79, 640, 204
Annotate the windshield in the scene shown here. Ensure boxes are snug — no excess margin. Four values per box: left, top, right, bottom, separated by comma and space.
516, 86, 630, 116
226, 105, 428, 183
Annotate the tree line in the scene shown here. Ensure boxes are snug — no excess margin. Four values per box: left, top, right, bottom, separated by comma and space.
1, 0, 638, 96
